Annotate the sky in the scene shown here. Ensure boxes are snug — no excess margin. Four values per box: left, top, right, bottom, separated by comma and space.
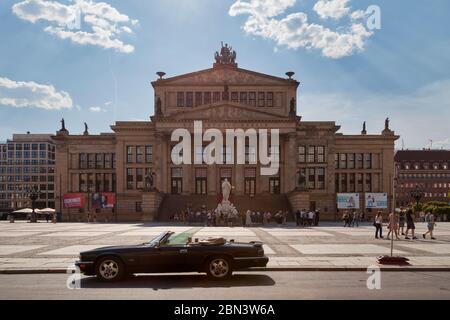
0, 0, 449, 150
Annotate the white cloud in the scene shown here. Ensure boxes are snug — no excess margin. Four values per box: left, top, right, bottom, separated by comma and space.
0, 76, 73, 110
433, 138, 450, 149
229, 0, 373, 59
12, 0, 138, 53
313, 0, 350, 20
299, 80, 450, 149
89, 106, 103, 112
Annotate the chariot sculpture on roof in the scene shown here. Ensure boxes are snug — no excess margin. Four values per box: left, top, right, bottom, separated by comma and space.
214, 42, 237, 67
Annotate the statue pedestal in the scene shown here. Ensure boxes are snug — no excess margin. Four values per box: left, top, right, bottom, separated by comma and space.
287, 190, 310, 212
141, 190, 163, 222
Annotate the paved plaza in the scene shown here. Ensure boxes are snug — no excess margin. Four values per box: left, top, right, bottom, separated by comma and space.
0, 221, 450, 272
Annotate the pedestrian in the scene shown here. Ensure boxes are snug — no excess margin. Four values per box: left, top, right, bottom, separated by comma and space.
314, 209, 320, 226
398, 210, 406, 235
423, 212, 436, 240
405, 209, 418, 240
295, 210, 301, 226
374, 211, 384, 239
342, 211, 349, 227
245, 210, 252, 227
45, 214, 49, 223
387, 212, 400, 240
352, 211, 359, 227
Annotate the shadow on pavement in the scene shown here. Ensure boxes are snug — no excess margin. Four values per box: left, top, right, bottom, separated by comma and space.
80, 273, 275, 289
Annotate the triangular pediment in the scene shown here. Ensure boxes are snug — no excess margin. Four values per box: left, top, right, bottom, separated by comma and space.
153, 67, 298, 86
167, 103, 289, 121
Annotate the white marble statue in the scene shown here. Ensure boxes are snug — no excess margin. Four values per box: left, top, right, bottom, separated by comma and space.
222, 178, 232, 202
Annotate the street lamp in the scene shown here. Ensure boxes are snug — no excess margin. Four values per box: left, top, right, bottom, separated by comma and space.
25, 185, 41, 223
410, 184, 425, 213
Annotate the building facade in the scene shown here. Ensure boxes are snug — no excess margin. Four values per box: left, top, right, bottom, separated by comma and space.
395, 150, 450, 207
54, 45, 399, 221
0, 134, 56, 212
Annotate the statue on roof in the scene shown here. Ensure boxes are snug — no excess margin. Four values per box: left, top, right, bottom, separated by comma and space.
214, 42, 237, 67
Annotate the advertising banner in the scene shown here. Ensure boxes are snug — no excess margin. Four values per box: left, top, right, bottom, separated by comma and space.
63, 194, 85, 209
91, 193, 115, 209
365, 193, 388, 209
337, 193, 360, 209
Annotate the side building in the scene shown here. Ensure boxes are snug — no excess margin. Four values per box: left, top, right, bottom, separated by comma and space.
0, 133, 56, 213
53, 46, 399, 222
395, 150, 450, 207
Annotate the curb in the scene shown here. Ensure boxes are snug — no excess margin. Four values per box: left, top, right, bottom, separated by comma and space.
1, 266, 450, 274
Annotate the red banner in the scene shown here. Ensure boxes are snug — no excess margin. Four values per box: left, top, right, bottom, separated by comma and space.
91, 193, 115, 209
63, 194, 85, 209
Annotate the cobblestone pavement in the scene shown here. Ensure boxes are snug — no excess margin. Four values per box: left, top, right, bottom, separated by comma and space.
0, 221, 449, 271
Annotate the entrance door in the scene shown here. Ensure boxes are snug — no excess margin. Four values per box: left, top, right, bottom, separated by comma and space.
171, 178, 182, 194
245, 178, 256, 195
195, 178, 207, 195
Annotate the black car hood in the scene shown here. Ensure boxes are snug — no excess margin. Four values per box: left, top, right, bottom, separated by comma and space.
80, 244, 146, 255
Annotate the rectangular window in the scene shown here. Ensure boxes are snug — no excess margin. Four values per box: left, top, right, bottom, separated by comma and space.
96, 154, 104, 169
104, 174, 110, 192
79, 153, 87, 169
126, 168, 134, 190
308, 168, 315, 189
231, 92, 238, 103
88, 154, 95, 169
127, 146, 133, 163
112, 153, 116, 169
136, 146, 144, 163
136, 202, 142, 212
357, 153, 363, 169
104, 153, 111, 169
249, 92, 256, 106
258, 92, 265, 107
269, 177, 280, 194
340, 153, 347, 169
365, 153, 372, 169
195, 92, 203, 106
357, 173, 363, 192
171, 168, 183, 194
317, 146, 325, 163
195, 168, 207, 195
348, 153, 355, 169
96, 173, 102, 192
245, 146, 257, 164
335, 153, 339, 169
317, 168, 325, 190
349, 173, 355, 192
79, 174, 87, 192
298, 146, 306, 163
136, 168, 144, 189
145, 146, 153, 163
240, 92, 247, 104
186, 92, 193, 107
267, 92, 273, 107
341, 173, 347, 192
204, 92, 211, 104
335, 173, 340, 192
213, 91, 221, 103
308, 146, 315, 163
177, 92, 184, 107
365, 173, 372, 192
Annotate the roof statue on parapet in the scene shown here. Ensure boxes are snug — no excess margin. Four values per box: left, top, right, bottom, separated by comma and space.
214, 42, 237, 67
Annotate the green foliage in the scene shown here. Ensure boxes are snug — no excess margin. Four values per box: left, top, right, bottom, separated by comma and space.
421, 201, 450, 219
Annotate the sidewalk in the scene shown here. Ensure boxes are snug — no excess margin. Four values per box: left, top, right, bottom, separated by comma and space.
1, 221, 450, 273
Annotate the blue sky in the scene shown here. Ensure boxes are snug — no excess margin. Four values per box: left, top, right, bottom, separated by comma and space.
0, 0, 449, 149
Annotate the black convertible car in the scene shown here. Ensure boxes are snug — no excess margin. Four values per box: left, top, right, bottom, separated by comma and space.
76, 231, 269, 281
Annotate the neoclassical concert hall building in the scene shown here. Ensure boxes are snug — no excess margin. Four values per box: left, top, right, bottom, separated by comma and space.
53, 45, 399, 221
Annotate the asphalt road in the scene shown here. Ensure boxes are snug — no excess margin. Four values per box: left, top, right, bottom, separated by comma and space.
1, 271, 450, 300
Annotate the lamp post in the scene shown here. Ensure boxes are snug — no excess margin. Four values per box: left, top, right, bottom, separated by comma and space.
26, 185, 40, 223
410, 184, 425, 214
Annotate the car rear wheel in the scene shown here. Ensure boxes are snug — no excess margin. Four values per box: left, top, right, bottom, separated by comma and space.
96, 256, 124, 282
206, 256, 232, 280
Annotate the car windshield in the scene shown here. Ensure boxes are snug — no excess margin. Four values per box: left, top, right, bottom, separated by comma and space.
145, 232, 170, 247
161, 232, 193, 247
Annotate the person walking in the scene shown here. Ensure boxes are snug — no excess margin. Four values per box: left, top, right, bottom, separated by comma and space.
245, 210, 252, 227
405, 209, 418, 240
387, 212, 400, 240
295, 210, 301, 226
343, 211, 349, 227
374, 211, 384, 239
423, 212, 437, 240
398, 210, 406, 235
314, 209, 320, 226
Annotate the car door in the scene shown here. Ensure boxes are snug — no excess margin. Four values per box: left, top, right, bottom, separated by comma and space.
157, 244, 194, 272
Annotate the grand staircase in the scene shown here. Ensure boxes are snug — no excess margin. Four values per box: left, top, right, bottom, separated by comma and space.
156, 193, 292, 221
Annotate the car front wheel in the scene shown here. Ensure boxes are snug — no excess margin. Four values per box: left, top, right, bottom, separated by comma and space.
96, 256, 124, 282
206, 256, 232, 280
